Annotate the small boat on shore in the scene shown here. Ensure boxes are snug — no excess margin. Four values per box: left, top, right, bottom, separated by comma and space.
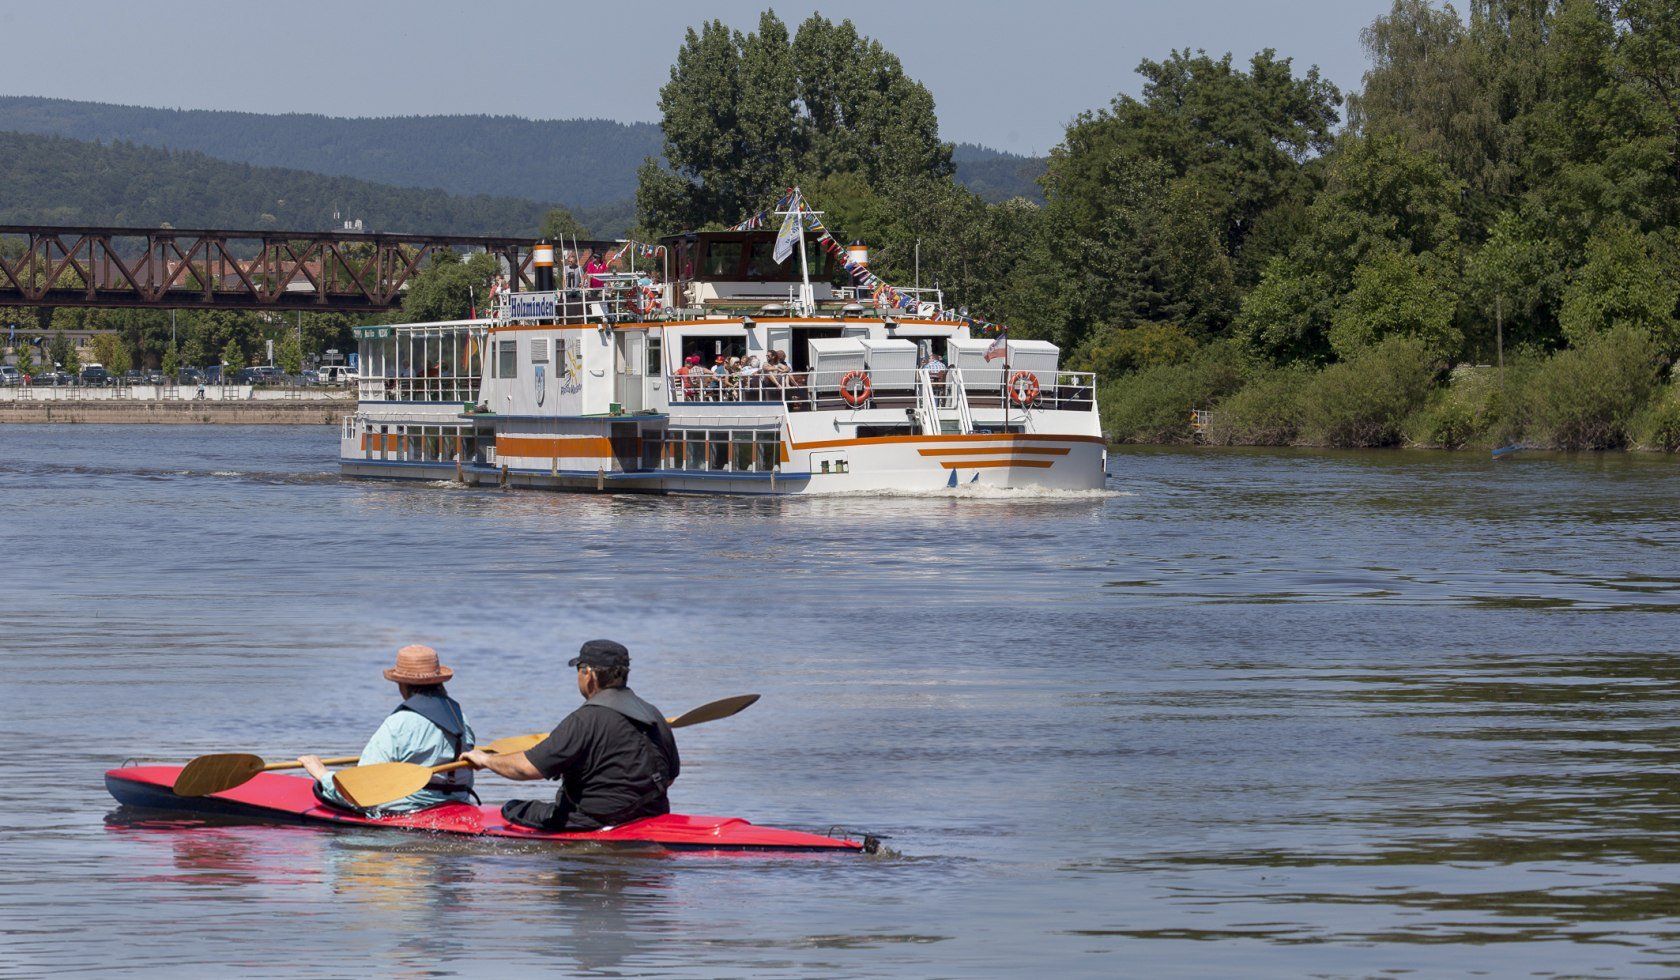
106, 766, 875, 853
339, 201, 1106, 495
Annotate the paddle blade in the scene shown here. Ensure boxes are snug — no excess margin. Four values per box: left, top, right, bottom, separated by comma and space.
481, 732, 547, 756
667, 693, 760, 729
173, 754, 264, 797
332, 762, 434, 809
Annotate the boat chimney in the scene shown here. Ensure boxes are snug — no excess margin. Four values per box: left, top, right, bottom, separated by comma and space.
847, 241, 869, 267
533, 240, 556, 292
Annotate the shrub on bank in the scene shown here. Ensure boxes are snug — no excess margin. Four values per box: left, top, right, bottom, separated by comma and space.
1099, 341, 1246, 443
1631, 381, 1680, 452
1406, 364, 1500, 449
1201, 366, 1309, 446
1511, 326, 1662, 450
1296, 336, 1440, 448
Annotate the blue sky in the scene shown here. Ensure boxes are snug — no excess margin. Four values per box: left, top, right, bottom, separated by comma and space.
0, 0, 1396, 155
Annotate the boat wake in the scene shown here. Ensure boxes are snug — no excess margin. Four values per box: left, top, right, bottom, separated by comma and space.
800, 484, 1124, 501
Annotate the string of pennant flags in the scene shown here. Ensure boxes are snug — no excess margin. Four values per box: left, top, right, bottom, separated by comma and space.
740, 187, 1006, 337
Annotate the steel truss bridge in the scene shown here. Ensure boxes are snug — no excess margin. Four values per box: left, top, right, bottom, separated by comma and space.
0, 225, 603, 312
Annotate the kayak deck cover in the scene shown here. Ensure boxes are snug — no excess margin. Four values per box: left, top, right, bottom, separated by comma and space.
106, 766, 865, 852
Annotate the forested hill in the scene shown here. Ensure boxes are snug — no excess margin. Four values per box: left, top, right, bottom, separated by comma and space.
951, 143, 1046, 204
0, 96, 657, 208
0, 96, 1043, 208
0, 131, 549, 236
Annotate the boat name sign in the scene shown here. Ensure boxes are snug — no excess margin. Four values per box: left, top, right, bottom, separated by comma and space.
508, 291, 558, 321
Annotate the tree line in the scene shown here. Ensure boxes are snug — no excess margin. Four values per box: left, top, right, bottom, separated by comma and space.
626, 3, 1680, 451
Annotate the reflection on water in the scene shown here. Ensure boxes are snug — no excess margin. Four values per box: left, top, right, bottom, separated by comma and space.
6, 429, 1680, 975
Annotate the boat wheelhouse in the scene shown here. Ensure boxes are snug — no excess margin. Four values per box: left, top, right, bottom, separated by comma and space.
340, 228, 1106, 494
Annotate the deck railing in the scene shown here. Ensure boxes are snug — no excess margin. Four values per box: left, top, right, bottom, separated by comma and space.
664, 368, 1098, 413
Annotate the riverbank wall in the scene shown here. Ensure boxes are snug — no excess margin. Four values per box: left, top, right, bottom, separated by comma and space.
0, 389, 351, 424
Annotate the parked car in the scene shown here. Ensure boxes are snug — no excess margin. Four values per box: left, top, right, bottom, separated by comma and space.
0, 366, 20, 386
31, 370, 69, 386
146, 369, 167, 385
232, 366, 285, 385
177, 368, 205, 386
318, 365, 359, 385
81, 364, 114, 387
121, 370, 146, 386
299, 369, 321, 386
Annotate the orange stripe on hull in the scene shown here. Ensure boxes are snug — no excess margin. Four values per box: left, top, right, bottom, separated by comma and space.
938, 459, 1055, 469
917, 447, 1070, 457
795, 433, 1104, 451
496, 436, 613, 458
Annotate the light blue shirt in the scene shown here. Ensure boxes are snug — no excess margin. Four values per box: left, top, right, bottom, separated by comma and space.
314, 709, 477, 814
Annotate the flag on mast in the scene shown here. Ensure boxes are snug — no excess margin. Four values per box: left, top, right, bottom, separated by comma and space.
773, 188, 804, 265
984, 329, 1008, 362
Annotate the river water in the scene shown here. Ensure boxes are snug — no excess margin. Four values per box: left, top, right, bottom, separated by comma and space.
4, 425, 1680, 977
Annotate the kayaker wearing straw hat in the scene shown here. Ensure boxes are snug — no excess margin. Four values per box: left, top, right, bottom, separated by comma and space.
461, 639, 679, 831
299, 644, 478, 814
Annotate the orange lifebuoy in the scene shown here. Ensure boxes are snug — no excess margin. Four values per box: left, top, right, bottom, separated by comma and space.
1008, 371, 1041, 406
839, 369, 872, 407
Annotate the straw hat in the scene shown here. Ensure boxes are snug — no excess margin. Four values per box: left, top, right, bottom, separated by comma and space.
383, 644, 455, 684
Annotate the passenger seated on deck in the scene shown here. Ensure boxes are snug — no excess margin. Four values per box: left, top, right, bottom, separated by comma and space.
762, 350, 791, 391
298, 645, 477, 815
676, 354, 704, 399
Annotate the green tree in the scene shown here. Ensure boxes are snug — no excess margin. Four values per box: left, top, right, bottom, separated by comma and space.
47, 330, 72, 372
1350, 0, 1546, 217
276, 332, 304, 374
1048, 48, 1340, 277
396, 252, 501, 323
180, 336, 207, 372
220, 337, 245, 375
1327, 245, 1462, 360
637, 11, 951, 233
14, 342, 34, 378
1559, 223, 1680, 352
539, 207, 591, 242
161, 342, 179, 378
1466, 209, 1567, 360
1235, 134, 1466, 363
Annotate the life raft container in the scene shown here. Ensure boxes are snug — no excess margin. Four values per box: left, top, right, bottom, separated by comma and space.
840, 370, 872, 407
1008, 371, 1041, 406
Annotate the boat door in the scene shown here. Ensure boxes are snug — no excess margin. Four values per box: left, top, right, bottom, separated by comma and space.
615, 331, 645, 413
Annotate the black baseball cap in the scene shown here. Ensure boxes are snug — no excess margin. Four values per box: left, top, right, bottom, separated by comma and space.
569, 639, 630, 669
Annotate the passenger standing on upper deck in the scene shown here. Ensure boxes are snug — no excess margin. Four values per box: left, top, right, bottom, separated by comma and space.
563, 251, 582, 291
585, 251, 611, 291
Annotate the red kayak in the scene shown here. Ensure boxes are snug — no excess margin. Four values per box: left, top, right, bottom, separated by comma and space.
106, 766, 874, 853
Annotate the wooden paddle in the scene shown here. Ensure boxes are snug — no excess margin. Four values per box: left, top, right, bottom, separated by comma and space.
172, 731, 548, 798
173, 753, 361, 797
333, 693, 760, 809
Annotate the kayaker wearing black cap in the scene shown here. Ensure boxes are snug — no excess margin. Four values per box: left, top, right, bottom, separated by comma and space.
460, 639, 680, 831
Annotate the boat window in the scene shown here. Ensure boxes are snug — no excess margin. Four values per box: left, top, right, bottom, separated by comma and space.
856, 425, 913, 439
497, 339, 517, 379
646, 334, 663, 376
680, 336, 749, 364
703, 242, 744, 277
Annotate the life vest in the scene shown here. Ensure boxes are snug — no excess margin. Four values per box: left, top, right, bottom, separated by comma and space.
566, 687, 678, 824
393, 690, 475, 793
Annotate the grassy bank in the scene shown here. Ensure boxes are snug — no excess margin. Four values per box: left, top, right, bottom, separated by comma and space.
1098, 328, 1680, 452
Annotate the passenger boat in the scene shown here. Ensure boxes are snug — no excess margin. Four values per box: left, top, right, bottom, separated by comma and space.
339, 221, 1106, 495
106, 766, 875, 853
